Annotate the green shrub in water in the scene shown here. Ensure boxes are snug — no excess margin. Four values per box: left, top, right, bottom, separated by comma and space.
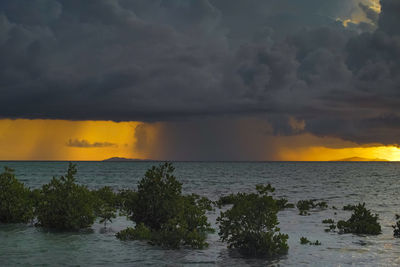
337, 203, 381, 235
92, 186, 117, 227
117, 163, 213, 249
217, 184, 289, 257
35, 163, 96, 230
297, 199, 328, 216
343, 204, 357, 211
217, 185, 293, 211
116, 223, 152, 241
129, 163, 182, 230
0, 167, 34, 223
300, 237, 321, 245
300, 237, 309, 244
392, 214, 400, 238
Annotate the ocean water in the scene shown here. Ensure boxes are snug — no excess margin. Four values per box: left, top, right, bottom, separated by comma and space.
1, 161, 400, 266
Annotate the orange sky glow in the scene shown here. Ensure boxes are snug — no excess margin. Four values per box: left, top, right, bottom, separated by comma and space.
0, 119, 399, 161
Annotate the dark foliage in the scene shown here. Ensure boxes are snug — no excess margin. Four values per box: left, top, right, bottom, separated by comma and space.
322, 219, 335, 224
35, 163, 96, 230
129, 163, 182, 230
117, 163, 213, 249
300, 237, 321, 245
337, 203, 381, 235
324, 223, 337, 232
297, 199, 328, 215
0, 167, 34, 223
300, 237, 309, 244
116, 223, 152, 241
217, 184, 289, 258
217, 186, 293, 211
392, 214, 400, 238
276, 198, 295, 210
343, 204, 357, 211
92, 186, 117, 227
216, 194, 239, 207
116, 189, 138, 215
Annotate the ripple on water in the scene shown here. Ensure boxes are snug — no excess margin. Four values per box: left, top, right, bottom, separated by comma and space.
1, 162, 400, 266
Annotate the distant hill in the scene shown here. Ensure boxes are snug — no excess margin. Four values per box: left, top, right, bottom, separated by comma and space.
333, 157, 389, 162
103, 157, 154, 162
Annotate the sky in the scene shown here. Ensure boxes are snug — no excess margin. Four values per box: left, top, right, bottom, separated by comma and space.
1, 0, 400, 161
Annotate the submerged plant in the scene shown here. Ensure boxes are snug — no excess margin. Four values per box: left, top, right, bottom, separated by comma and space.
117, 163, 213, 249
116, 223, 152, 241
324, 223, 337, 232
0, 167, 34, 223
216, 193, 239, 207
300, 236, 310, 244
322, 219, 335, 224
392, 214, 400, 238
300, 237, 321, 245
35, 163, 96, 231
336, 203, 381, 235
217, 187, 293, 211
297, 199, 328, 216
217, 184, 289, 258
343, 204, 357, 211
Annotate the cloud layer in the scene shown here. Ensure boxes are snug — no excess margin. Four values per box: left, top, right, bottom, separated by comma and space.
0, 0, 399, 145
66, 139, 117, 148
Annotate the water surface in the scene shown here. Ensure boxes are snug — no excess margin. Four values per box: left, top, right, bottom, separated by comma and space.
1, 162, 400, 266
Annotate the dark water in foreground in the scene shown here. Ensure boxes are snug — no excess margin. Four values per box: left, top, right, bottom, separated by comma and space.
1, 161, 400, 266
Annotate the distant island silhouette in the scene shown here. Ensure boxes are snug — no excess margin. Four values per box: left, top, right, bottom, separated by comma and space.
103, 157, 155, 162
332, 157, 389, 162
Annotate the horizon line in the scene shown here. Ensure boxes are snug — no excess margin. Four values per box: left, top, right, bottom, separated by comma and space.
0, 160, 397, 163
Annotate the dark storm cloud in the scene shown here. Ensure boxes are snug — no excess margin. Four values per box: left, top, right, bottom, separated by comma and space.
0, 0, 400, 145
133, 118, 277, 161
66, 139, 117, 148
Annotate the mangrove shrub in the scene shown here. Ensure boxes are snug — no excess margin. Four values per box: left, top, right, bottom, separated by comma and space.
35, 163, 96, 230
217, 184, 289, 257
297, 199, 328, 216
337, 203, 381, 235
393, 214, 400, 238
0, 167, 34, 223
117, 163, 213, 249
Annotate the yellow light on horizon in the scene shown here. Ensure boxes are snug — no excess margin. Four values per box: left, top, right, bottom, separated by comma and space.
278, 145, 400, 162
0, 119, 145, 161
0, 119, 399, 162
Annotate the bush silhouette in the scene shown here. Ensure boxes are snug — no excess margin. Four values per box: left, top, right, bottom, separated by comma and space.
393, 214, 400, 237
117, 163, 213, 249
297, 199, 328, 215
129, 163, 182, 230
337, 203, 381, 235
35, 163, 96, 230
300, 237, 321, 245
217, 184, 288, 257
0, 167, 34, 223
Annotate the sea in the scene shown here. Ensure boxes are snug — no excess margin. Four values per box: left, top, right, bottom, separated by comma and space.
1, 161, 400, 266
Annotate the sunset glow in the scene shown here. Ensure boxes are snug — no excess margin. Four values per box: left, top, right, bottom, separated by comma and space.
0, 119, 143, 161
0, 119, 398, 162
278, 145, 400, 162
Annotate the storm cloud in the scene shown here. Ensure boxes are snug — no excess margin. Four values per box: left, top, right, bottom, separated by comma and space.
0, 0, 399, 146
